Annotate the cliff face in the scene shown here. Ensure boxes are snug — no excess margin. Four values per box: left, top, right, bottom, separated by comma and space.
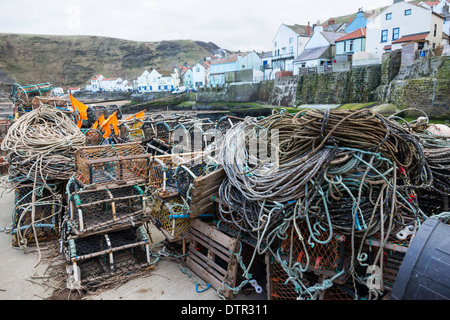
0, 33, 220, 97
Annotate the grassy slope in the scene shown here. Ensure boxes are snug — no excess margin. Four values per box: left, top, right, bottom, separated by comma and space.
0, 33, 218, 89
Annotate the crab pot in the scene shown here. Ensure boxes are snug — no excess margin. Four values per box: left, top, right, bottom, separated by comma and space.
281, 222, 347, 272
267, 256, 319, 300
64, 225, 152, 287
83, 128, 103, 146
147, 156, 178, 195
75, 142, 150, 188
67, 184, 148, 237
11, 182, 63, 247
118, 120, 145, 143
141, 121, 155, 141
149, 196, 190, 242
155, 121, 173, 144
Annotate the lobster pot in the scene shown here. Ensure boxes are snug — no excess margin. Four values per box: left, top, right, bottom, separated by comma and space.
118, 120, 145, 143
68, 184, 148, 237
155, 121, 172, 144
149, 196, 190, 241
281, 222, 347, 272
11, 183, 63, 247
141, 121, 155, 141
75, 142, 150, 187
64, 226, 151, 287
267, 257, 319, 300
171, 123, 190, 154
148, 156, 178, 195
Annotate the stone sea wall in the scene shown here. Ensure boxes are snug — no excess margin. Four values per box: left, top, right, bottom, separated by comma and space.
193, 53, 448, 119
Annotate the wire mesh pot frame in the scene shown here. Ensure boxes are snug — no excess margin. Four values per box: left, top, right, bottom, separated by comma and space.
149, 196, 191, 242
147, 156, 179, 196
118, 119, 145, 143
75, 142, 151, 188
11, 182, 64, 247
66, 183, 149, 238
64, 225, 153, 286
82, 128, 104, 146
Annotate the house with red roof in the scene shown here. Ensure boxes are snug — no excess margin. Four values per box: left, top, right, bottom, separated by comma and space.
335, 28, 367, 56
366, 0, 444, 59
333, 28, 367, 71
87, 74, 104, 92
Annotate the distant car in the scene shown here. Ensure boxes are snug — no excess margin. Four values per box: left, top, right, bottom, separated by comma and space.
172, 86, 187, 94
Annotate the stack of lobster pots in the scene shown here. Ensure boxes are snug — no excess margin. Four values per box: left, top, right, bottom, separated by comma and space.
61, 142, 154, 289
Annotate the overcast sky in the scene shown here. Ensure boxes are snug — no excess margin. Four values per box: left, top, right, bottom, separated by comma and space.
0, 0, 393, 52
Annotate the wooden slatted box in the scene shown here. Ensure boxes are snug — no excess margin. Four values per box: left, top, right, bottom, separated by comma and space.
186, 219, 239, 299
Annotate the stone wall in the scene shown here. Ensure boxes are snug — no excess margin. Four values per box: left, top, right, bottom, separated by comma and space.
73, 91, 132, 101
383, 55, 450, 119
292, 65, 381, 106
196, 82, 260, 103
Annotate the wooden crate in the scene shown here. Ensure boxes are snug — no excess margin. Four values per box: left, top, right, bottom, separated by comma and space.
186, 219, 239, 299
190, 167, 226, 218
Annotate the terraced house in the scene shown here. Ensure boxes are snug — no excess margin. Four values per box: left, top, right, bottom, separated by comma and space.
366, 0, 444, 59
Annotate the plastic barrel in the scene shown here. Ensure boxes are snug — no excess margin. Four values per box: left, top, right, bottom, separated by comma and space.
391, 217, 450, 300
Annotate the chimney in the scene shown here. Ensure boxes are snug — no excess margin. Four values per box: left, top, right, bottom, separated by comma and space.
313, 24, 324, 33
328, 18, 335, 25
306, 22, 311, 36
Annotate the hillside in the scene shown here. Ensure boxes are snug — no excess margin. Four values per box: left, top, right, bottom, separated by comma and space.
0, 33, 221, 96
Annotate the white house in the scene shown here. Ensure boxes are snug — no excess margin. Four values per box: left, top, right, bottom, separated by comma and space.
366, 0, 444, 59
271, 23, 313, 73
292, 25, 345, 74
89, 74, 104, 92
52, 87, 64, 96
100, 78, 123, 92
157, 72, 176, 92
67, 87, 81, 94
137, 69, 162, 93
192, 63, 207, 89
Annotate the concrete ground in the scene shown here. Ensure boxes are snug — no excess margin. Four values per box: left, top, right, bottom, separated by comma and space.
0, 185, 223, 300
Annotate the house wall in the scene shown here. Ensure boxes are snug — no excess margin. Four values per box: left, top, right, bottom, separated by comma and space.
273, 25, 298, 58
272, 24, 310, 72
366, 2, 437, 58
237, 52, 262, 71
345, 11, 368, 33
427, 13, 444, 48
304, 26, 329, 49
183, 70, 193, 89
209, 61, 237, 86
335, 38, 366, 55
192, 64, 206, 89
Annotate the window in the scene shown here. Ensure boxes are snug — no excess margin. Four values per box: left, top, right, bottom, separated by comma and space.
289, 37, 293, 44
349, 40, 354, 52
405, 9, 411, 16
392, 27, 400, 40
386, 13, 392, 20
274, 41, 277, 47
381, 29, 388, 42
196, 67, 200, 72
289, 46, 293, 54
242, 65, 245, 68
434, 24, 437, 37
